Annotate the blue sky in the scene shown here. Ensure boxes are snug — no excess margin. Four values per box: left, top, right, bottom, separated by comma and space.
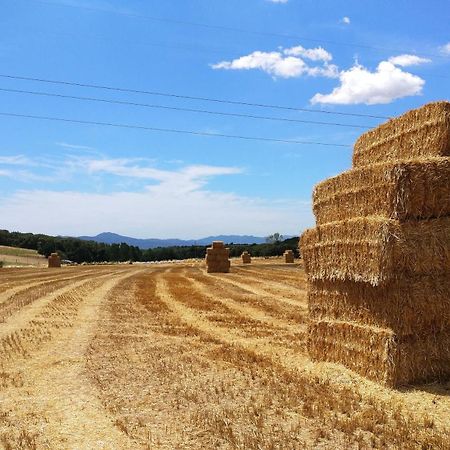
0, 0, 449, 238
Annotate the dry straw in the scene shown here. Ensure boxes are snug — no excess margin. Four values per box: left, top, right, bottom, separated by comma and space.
205, 241, 230, 273
284, 250, 295, 263
308, 277, 450, 335
241, 251, 251, 264
313, 157, 450, 224
308, 319, 450, 387
48, 252, 61, 268
301, 101, 450, 387
353, 101, 450, 167
301, 216, 450, 285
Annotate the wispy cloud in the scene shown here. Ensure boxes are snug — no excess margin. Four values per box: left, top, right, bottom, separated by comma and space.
56, 142, 97, 151
387, 54, 431, 67
211, 44, 338, 79
440, 42, 450, 55
0, 158, 311, 237
267, 0, 289, 3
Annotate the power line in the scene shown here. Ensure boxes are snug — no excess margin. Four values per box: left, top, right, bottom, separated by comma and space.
23, 0, 445, 60
0, 74, 390, 120
0, 112, 351, 147
0, 87, 372, 129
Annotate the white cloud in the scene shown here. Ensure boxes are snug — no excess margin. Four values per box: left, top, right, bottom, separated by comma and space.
341, 16, 350, 24
387, 54, 431, 67
0, 155, 314, 237
440, 42, 450, 55
283, 45, 332, 62
212, 45, 338, 79
267, 0, 288, 3
311, 60, 425, 105
0, 155, 32, 165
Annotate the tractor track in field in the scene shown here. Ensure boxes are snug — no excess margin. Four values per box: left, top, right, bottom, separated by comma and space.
0, 267, 144, 449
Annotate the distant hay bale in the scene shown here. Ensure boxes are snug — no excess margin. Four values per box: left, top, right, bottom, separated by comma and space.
205, 241, 230, 273
48, 252, 61, 268
241, 251, 251, 264
353, 101, 450, 167
308, 319, 450, 387
284, 250, 294, 263
301, 216, 450, 285
313, 157, 450, 224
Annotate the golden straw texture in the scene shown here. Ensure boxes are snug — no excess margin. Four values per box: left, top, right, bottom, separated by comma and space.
313, 157, 450, 224
300, 216, 450, 285
353, 101, 450, 167
308, 319, 450, 386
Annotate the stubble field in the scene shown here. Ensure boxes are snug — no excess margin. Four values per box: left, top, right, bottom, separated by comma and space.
0, 260, 449, 449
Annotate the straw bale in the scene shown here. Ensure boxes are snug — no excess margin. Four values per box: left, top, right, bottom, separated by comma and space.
284, 250, 295, 263
308, 276, 450, 335
308, 319, 450, 386
48, 252, 61, 268
206, 242, 230, 273
300, 216, 450, 285
353, 101, 450, 167
313, 157, 450, 224
241, 251, 251, 264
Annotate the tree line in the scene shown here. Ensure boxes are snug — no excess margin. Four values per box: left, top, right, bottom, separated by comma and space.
0, 229, 299, 264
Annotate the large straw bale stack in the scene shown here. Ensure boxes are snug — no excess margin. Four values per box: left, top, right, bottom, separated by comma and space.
301, 216, 450, 285
205, 241, 230, 273
48, 252, 61, 268
353, 101, 450, 167
313, 157, 450, 224
300, 101, 450, 387
241, 251, 251, 264
284, 249, 295, 263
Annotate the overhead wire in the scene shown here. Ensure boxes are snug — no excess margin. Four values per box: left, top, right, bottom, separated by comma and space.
0, 74, 390, 120
0, 87, 372, 129
0, 112, 352, 147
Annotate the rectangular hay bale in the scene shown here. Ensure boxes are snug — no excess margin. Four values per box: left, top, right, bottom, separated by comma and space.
353, 101, 450, 167
308, 319, 450, 386
313, 157, 450, 224
300, 216, 450, 285
308, 277, 450, 335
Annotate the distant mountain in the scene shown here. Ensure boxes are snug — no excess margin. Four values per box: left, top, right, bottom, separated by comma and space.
77, 232, 270, 249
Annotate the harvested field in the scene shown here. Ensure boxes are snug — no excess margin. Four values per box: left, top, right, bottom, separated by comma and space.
0, 260, 449, 448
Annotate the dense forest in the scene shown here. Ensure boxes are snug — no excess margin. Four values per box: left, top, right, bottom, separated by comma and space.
0, 229, 300, 264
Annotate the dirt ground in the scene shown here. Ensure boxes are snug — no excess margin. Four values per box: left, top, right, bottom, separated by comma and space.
0, 260, 449, 449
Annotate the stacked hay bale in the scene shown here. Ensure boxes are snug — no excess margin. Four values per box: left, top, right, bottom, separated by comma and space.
205, 241, 230, 273
241, 251, 251, 264
300, 101, 450, 387
48, 252, 61, 268
284, 250, 295, 263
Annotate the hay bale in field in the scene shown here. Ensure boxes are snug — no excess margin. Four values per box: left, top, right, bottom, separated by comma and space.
300, 216, 450, 286
353, 101, 450, 167
307, 319, 450, 387
48, 252, 61, 268
205, 241, 230, 273
301, 101, 450, 387
284, 250, 295, 263
241, 251, 251, 264
313, 157, 450, 224
308, 277, 450, 336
